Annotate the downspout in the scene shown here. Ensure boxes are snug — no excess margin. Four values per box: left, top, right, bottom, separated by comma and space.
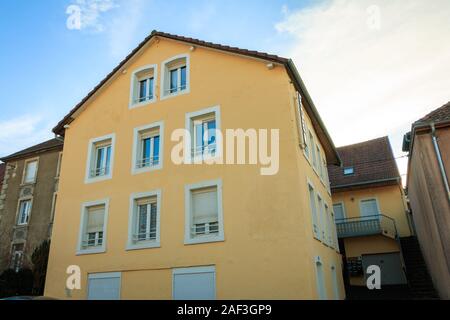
430, 123, 450, 202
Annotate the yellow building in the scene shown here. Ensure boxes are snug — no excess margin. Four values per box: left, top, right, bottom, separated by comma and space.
328, 137, 412, 287
45, 31, 344, 300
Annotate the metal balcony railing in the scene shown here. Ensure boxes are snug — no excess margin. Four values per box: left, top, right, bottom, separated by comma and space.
335, 214, 398, 239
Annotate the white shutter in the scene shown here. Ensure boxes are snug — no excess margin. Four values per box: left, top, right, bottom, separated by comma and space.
360, 199, 379, 218
297, 93, 308, 149
333, 204, 345, 220
308, 186, 319, 238
192, 187, 218, 224
25, 161, 37, 183
87, 206, 105, 233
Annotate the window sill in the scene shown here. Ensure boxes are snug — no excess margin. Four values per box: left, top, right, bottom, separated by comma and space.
126, 242, 161, 251
20, 182, 36, 187
129, 98, 157, 110
85, 174, 113, 184
184, 235, 224, 245
76, 247, 106, 255
160, 88, 190, 101
131, 164, 162, 175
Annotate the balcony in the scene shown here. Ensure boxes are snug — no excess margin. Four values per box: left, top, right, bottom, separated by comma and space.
335, 214, 398, 239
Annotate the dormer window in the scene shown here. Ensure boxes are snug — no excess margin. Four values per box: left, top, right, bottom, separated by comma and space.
161, 54, 189, 99
130, 65, 157, 108
343, 167, 354, 175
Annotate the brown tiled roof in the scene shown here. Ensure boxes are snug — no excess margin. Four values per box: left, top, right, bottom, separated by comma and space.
52, 30, 341, 165
0, 163, 5, 188
328, 136, 400, 190
0, 138, 63, 162
414, 101, 450, 125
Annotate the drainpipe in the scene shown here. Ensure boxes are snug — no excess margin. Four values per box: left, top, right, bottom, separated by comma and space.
430, 123, 450, 202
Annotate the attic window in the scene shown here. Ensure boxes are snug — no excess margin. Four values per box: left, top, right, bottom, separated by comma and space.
161, 54, 189, 99
343, 167, 354, 175
130, 64, 157, 108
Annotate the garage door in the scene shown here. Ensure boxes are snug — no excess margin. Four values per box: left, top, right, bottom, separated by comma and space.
362, 253, 407, 285
173, 266, 216, 300
87, 272, 121, 300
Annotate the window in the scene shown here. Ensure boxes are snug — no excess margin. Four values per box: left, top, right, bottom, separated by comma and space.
360, 198, 379, 220
308, 183, 319, 239
23, 159, 38, 184
317, 195, 326, 242
343, 167, 354, 175
129, 65, 157, 108
296, 92, 309, 156
127, 190, 161, 250
78, 199, 109, 255
161, 54, 189, 99
10, 244, 24, 272
173, 266, 216, 300
56, 152, 63, 178
331, 266, 340, 300
315, 257, 327, 300
85, 134, 115, 183
317, 146, 323, 178
325, 203, 333, 247
88, 272, 121, 300
333, 203, 345, 221
309, 131, 317, 169
185, 180, 224, 245
186, 106, 221, 162
132, 122, 163, 174
17, 199, 32, 225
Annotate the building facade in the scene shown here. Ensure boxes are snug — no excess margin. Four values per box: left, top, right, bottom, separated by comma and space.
0, 163, 5, 192
45, 31, 344, 300
403, 102, 450, 299
328, 137, 412, 287
0, 139, 63, 272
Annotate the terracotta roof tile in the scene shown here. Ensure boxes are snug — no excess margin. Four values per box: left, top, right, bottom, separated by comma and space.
415, 101, 450, 125
328, 136, 400, 189
0, 138, 63, 162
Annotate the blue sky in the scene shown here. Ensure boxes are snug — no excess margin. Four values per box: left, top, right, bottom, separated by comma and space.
1, 0, 450, 183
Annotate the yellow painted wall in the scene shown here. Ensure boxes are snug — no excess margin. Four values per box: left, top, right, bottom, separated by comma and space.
45, 37, 344, 300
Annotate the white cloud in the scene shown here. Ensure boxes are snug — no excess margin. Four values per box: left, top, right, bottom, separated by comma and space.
0, 115, 54, 159
276, 0, 450, 182
72, 0, 119, 32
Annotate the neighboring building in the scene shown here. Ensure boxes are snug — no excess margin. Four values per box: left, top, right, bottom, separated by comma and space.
0, 139, 63, 272
45, 31, 345, 300
403, 102, 450, 299
0, 163, 5, 191
328, 137, 412, 287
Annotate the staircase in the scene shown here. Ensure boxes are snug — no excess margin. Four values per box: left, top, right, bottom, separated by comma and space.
400, 236, 439, 299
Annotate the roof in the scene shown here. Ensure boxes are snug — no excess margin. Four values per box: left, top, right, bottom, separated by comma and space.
328, 136, 401, 191
52, 30, 341, 165
414, 101, 450, 125
0, 138, 64, 162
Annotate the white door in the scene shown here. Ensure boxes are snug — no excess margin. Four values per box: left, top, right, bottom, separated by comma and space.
173, 266, 216, 300
87, 272, 121, 300
360, 199, 379, 220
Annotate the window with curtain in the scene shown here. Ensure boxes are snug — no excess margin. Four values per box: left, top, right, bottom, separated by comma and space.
191, 187, 219, 237
23, 160, 38, 184
84, 205, 105, 248
134, 197, 158, 242
360, 199, 379, 220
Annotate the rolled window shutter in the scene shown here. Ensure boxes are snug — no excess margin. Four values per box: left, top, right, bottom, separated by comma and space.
192, 187, 218, 224
87, 206, 105, 233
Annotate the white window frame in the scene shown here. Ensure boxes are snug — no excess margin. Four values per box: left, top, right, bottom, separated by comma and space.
127, 190, 161, 250
77, 198, 109, 255
131, 121, 164, 175
185, 179, 224, 245
309, 131, 319, 174
161, 54, 190, 100
185, 106, 221, 164
129, 64, 157, 109
16, 197, 33, 226
22, 157, 39, 185
50, 192, 58, 224
307, 179, 320, 240
172, 266, 216, 300
85, 134, 116, 184
324, 202, 333, 248
317, 192, 326, 243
